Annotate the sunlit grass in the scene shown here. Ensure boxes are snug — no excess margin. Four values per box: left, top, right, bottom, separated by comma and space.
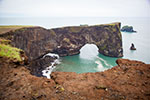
0, 25, 33, 28
0, 38, 11, 45
0, 44, 22, 61
0, 25, 34, 34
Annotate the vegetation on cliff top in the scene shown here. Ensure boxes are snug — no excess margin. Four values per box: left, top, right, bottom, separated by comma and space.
0, 25, 34, 34
0, 44, 22, 61
0, 38, 22, 61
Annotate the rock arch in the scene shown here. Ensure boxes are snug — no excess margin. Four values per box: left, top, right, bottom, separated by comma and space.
0, 22, 123, 61
52, 23, 123, 58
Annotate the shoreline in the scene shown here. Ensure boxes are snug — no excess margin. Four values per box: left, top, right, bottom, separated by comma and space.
0, 57, 150, 99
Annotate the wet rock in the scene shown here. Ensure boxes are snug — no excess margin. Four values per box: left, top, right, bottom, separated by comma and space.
27, 56, 56, 77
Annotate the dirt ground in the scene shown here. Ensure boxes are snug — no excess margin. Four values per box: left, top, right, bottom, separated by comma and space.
0, 57, 150, 100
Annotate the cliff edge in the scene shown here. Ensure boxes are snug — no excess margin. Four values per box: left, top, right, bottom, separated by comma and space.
0, 23, 123, 61
0, 57, 150, 100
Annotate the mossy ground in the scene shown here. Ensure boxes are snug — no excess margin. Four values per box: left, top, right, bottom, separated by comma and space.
0, 38, 22, 61
0, 44, 22, 61
0, 38, 11, 45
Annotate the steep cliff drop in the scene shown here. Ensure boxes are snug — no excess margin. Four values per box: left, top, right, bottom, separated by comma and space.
0, 22, 123, 77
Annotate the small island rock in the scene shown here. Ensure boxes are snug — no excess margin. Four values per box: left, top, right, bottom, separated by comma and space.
130, 43, 136, 50
121, 25, 136, 32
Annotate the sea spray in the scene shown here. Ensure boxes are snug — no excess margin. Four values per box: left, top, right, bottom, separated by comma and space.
42, 53, 60, 79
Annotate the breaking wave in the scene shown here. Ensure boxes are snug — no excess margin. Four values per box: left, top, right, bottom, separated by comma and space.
42, 53, 60, 79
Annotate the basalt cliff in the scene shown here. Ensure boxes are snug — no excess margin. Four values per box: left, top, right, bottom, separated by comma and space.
0, 22, 123, 61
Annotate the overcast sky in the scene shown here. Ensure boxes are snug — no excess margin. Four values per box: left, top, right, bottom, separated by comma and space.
0, 0, 150, 17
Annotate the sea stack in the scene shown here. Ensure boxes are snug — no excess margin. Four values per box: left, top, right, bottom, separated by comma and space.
130, 43, 136, 50
121, 25, 136, 32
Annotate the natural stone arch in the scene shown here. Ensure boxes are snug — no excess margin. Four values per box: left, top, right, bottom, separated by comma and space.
0, 22, 123, 61
52, 23, 123, 58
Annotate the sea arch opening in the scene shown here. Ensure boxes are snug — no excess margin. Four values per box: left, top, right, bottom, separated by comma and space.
79, 44, 99, 60
55, 43, 107, 73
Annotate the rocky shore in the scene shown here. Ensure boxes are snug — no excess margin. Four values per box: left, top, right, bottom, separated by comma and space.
0, 24, 150, 99
0, 23, 123, 77
0, 57, 150, 100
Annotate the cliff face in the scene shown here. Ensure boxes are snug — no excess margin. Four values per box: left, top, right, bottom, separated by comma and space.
0, 23, 123, 61
52, 22, 123, 57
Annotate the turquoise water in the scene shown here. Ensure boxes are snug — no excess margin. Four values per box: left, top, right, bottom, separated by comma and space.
55, 54, 117, 73
0, 17, 150, 73
55, 44, 117, 73
55, 17, 150, 73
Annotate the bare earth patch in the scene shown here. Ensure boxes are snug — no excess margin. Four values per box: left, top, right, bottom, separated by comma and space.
0, 57, 150, 100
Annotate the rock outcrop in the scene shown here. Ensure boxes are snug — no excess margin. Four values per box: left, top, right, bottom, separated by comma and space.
0, 57, 150, 100
121, 25, 136, 32
130, 43, 136, 50
0, 22, 123, 61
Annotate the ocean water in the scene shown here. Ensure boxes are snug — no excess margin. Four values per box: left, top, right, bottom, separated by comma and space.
0, 17, 150, 73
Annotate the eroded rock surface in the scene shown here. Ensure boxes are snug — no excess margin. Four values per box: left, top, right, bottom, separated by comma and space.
0, 23, 123, 61
0, 57, 150, 100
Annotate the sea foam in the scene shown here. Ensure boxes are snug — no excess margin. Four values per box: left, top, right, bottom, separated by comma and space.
42, 53, 60, 79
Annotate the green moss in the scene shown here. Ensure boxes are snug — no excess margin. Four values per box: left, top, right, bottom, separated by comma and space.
50, 30, 56, 36
69, 27, 82, 33
100, 44, 107, 51
112, 26, 117, 32
0, 38, 11, 45
0, 44, 22, 61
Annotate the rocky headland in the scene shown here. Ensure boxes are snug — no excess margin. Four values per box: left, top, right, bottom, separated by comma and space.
0, 23, 123, 61
0, 23, 123, 77
0, 24, 150, 100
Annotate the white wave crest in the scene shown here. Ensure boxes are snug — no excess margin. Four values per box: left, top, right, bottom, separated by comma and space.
43, 53, 59, 59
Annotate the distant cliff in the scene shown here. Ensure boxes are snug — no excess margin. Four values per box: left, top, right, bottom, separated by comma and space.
0, 22, 123, 61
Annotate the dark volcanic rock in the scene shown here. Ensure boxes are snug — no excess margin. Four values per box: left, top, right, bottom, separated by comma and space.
0, 23, 123, 61
27, 56, 56, 77
130, 43, 136, 50
121, 25, 136, 32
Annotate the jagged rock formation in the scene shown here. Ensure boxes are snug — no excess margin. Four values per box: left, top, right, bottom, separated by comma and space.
0, 22, 123, 61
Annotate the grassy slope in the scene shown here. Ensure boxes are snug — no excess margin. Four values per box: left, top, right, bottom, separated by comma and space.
0, 25, 27, 61
0, 44, 22, 61
0, 25, 34, 34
